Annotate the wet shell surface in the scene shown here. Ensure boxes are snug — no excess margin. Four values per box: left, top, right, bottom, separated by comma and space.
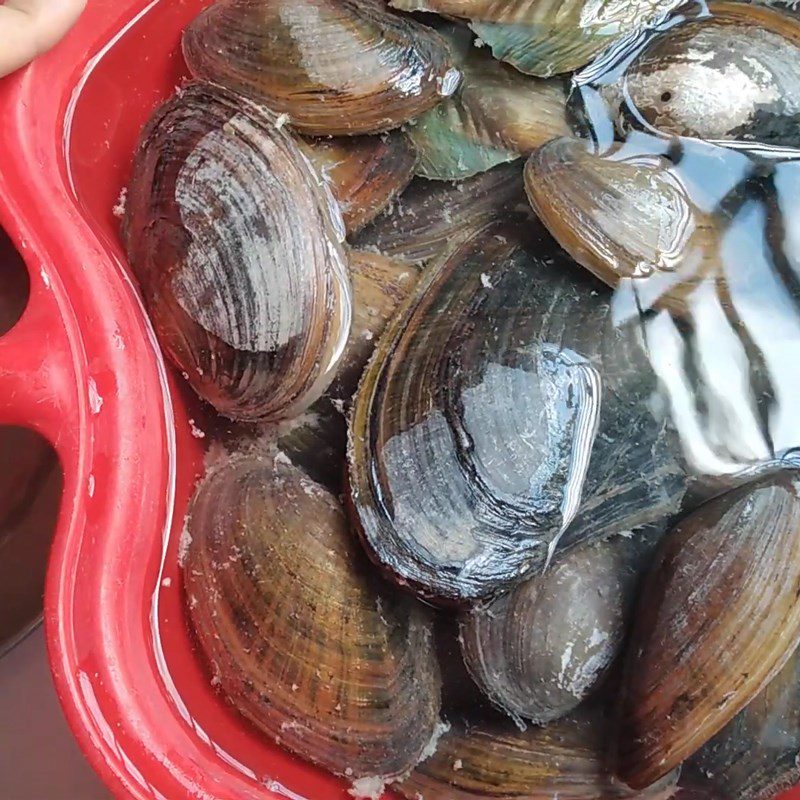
352, 161, 527, 265
406, 24, 570, 180
390, 0, 683, 77
460, 533, 657, 725
182, 0, 461, 136
617, 475, 800, 789
347, 219, 690, 603
395, 709, 678, 800
599, 1, 800, 147
328, 250, 420, 402
278, 250, 420, 491
122, 83, 351, 421
183, 453, 442, 778
682, 644, 800, 800
298, 132, 417, 235
524, 136, 719, 315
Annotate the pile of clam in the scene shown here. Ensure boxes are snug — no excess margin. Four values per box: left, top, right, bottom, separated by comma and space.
122, 0, 800, 797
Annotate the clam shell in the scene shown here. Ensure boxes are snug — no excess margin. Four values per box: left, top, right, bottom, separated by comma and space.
347, 219, 689, 603
298, 133, 417, 235
122, 83, 351, 421
406, 24, 570, 180
617, 475, 800, 789
600, 1, 800, 147
183, 453, 442, 778
275, 404, 347, 492
408, 102, 519, 181
183, 0, 460, 136
460, 533, 659, 725
395, 709, 678, 800
525, 136, 719, 316
682, 639, 800, 800
352, 161, 527, 266
390, 0, 683, 77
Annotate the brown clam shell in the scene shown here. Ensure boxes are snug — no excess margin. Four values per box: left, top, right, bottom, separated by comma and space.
352, 161, 528, 266
298, 133, 418, 235
122, 83, 351, 421
182, 0, 461, 136
682, 644, 800, 800
395, 709, 678, 800
183, 453, 442, 778
601, 1, 800, 147
460, 533, 657, 726
617, 474, 800, 789
525, 136, 719, 316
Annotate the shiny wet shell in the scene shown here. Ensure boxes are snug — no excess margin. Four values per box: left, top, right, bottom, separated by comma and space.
183, 453, 442, 778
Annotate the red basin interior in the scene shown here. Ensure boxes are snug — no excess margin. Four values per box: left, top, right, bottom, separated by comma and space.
0, 0, 795, 798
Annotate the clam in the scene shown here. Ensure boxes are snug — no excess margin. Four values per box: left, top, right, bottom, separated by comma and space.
182, 0, 460, 137
352, 161, 527, 265
298, 133, 417, 235
408, 102, 519, 180
122, 83, 351, 421
616, 474, 800, 790
347, 218, 689, 603
406, 24, 570, 180
395, 708, 678, 800
598, 1, 800, 147
681, 643, 800, 800
389, 0, 683, 77
525, 136, 719, 316
183, 453, 442, 778
279, 249, 420, 491
460, 532, 660, 725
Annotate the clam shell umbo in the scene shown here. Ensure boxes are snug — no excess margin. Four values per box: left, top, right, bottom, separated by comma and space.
395, 709, 678, 800
682, 641, 800, 800
460, 533, 658, 725
617, 475, 800, 789
390, 0, 683, 77
122, 83, 351, 421
406, 24, 569, 180
183, 0, 461, 136
183, 453, 442, 778
352, 161, 527, 266
298, 133, 417, 235
347, 219, 689, 603
600, 1, 800, 147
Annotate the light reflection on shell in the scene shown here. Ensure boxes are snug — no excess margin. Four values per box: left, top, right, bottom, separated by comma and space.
122, 82, 351, 421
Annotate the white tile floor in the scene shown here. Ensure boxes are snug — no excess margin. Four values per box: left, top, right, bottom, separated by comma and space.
0, 626, 112, 799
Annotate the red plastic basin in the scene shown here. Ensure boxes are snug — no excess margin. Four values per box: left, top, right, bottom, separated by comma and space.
0, 0, 797, 798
